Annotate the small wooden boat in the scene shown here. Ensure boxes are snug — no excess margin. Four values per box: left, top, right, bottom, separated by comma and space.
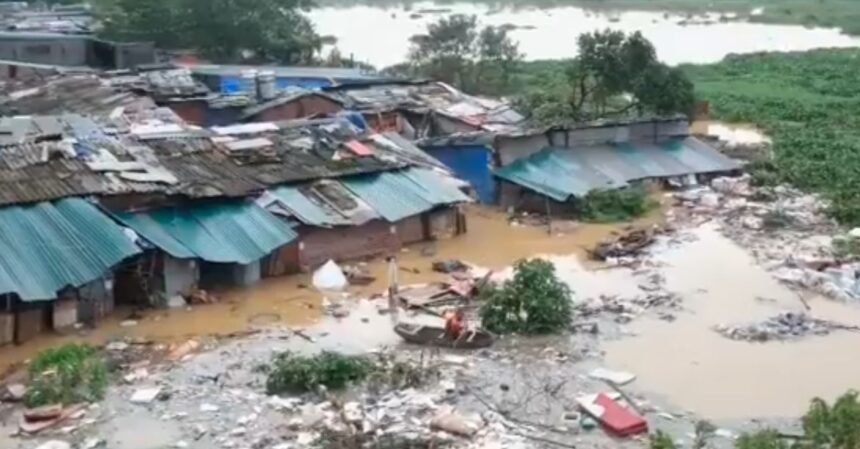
393, 323, 494, 349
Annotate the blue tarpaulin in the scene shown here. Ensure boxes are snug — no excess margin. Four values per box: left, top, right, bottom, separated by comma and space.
423, 144, 496, 203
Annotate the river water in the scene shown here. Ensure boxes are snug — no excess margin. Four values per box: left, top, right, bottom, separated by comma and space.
307, 3, 860, 68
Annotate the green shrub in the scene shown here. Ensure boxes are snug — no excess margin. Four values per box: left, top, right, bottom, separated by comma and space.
802, 391, 860, 449
735, 430, 791, 449
833, 236, 860, 259
579, 187, 656, 223
266, 351, 374, 394
25, 343, 108, 407
479, 258, 572, 335
649, 430, 678, 449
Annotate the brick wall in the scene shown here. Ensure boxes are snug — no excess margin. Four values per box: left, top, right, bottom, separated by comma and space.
15, 305, 47, 344
261, 241, 301, 277
0, 313, 13, 346
52, 298, 77, 330
253, 95, 343, 122
298, 221, 399, 271
396, 215, 426, 245
427, 207, 460, 239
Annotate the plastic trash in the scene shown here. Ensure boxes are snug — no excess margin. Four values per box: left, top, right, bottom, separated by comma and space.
312, 260, 348, 291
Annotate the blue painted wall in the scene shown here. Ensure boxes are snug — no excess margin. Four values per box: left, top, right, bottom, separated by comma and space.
423, 144, 496, 203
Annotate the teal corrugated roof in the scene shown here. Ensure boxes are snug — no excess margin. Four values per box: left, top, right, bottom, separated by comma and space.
400, 168, 473, 205
342, 168, 469, 222
0, 198, 141, 301
494, 149, 625, 201
116, 202, 297, 264
494, 137, 740, 200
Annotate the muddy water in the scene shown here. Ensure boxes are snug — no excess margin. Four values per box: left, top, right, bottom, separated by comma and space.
307, 2, 860, 68
603, 224, 860, 420
0, 206, 660, 374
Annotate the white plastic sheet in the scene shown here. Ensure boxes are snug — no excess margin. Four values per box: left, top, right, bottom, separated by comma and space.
312, 260, 348, 291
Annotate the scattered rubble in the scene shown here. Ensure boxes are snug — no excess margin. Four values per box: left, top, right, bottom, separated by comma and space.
1, 383, 26, 402
671, 175, 860, 301
715, 312, 860, 342
589, 227, 665, 262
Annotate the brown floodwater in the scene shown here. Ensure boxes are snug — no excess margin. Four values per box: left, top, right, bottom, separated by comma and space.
0, 205, 662, 374
603, 224, 860, 420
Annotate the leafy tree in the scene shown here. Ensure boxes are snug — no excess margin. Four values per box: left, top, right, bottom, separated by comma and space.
480, 258, 572, 335
97, 0, 322, 64
407, 15, 522, 95
650, 391, 860, 449
519, 30, 694, 124
409, 14, 478, 88
476, 25, 523, 94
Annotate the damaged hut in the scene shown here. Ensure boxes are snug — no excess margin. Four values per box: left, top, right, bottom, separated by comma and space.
492, 116, 742, 214
0, 109, 471, 345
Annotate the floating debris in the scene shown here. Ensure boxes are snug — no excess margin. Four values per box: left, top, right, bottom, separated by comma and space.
714, 312, 860, 342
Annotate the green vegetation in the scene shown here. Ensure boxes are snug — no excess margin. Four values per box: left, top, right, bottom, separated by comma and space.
514, 30, 694, 123
316, 0, 860, 35
95, 0, 324, 64
25, 343, 108, 407
391, 14, 522, 95
651, 391, 860, 449
265, 351, 438, 395
480, 258, 572, 335
579, 187, 656, 222
266, 351, 374, 394
683, 48, 860, 225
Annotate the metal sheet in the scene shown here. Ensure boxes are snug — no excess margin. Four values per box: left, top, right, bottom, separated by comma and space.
115, 201, 297, 264
267, 184, 350, 227
0, 198, 140, 301
493, 137, 739, 200
342, 168, 469, 222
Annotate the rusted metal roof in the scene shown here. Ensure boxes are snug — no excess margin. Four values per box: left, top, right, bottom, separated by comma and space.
0, 115, 415, 207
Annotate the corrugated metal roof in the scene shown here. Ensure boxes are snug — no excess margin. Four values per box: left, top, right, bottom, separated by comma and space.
494, 137, 740, 201
342, 167, 470, 222
267, 185, 351, 227
0, 198, 140, 301
115, 201, 297, 264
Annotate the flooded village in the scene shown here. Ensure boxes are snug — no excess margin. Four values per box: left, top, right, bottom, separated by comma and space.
3, 2, 860, 449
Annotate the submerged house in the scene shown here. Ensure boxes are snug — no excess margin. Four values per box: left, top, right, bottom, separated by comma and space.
492, 117, 742, 213
0, 110, 470, 345
230, 117, 471, 274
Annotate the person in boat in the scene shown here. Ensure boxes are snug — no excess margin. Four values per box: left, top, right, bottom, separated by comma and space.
444, 308, 466, 340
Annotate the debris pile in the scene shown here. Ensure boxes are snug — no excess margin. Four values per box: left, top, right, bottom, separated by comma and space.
589, 226, 667, 263
714, 312, 859, 342
670, 176, 860, 301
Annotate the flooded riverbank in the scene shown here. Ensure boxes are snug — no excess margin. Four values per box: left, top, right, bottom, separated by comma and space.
307, 2, 860, 67
0, 206, 662, 375
603, 225, 860, 420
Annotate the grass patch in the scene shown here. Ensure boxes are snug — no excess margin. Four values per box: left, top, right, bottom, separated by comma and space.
25, 343, 108, 407
480, 258, 572, 335
266, 351, 375, 395
652, 391, 860, 449
265, 351, 440, 395
579, 187, 657, 223
683, 49, 860, 226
